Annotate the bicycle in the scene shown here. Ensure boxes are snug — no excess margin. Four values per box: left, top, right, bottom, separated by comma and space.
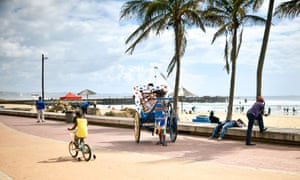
68, 132, 93, 161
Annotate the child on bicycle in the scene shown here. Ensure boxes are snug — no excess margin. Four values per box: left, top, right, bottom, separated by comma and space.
68, 112, 88, 147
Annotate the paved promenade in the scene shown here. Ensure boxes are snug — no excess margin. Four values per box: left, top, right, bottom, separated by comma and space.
0, 115, 299, 179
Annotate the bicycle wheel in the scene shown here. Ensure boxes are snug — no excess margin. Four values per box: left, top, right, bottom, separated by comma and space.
82, 144, 92, 161
68, 141, 78, 158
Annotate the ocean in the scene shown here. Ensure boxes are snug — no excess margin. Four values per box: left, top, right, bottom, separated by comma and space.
0, 91, 299, 116
180, 96, 300, 116
96, 95, 300, 117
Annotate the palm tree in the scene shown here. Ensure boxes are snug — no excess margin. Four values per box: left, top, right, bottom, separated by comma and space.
255, 0, 275, 97
274, 0, 300, 18
203, 0, 266, 120
120, 0, 206, 115
257, 0, 300, 97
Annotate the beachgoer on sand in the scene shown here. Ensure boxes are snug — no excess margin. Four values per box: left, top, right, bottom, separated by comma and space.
245, 96, 268, 146
209, 119, 246, 140
293, 107, 296, 115
209, 111, 220, 124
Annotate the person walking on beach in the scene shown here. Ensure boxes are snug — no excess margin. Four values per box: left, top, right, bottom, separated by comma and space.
209, 119, 246, 140
293, 107, 296, 115
245, 96, 268, 146
35, 96, 45, 123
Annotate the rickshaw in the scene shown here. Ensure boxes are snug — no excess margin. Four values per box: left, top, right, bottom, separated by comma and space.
133, 84, 178, 143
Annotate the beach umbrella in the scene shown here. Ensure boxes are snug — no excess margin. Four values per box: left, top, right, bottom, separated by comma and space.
169, 87, 197, 113
78, 89, 96, 100
169, 87, 197, 97
60, 92, 82, 100
178, 87, 196, 97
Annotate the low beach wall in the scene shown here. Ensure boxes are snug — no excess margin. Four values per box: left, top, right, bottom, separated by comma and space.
0, 109, 299, 146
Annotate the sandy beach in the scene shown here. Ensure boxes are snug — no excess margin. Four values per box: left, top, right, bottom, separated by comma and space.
1, 103, 300, 129
179, 111, 300, 129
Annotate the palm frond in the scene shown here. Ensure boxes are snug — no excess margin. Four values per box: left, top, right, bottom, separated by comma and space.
125, 15, 165, 54
189, 9, 206, 31
155, 13, 171, 35
274, 0, 300, 18
144, 0, 169, 21
120, 0, 151, 20
236, 28, 243, 59
211, 23, 229, 44
167, 55, 176, 77
202, 5, 231, 27
243, 14, 266, 25
125, 24, 153, 54
252, 0, 264, 11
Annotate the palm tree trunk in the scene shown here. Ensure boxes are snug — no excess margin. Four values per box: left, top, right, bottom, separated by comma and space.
173, 23, 182, 116
256, 0, 274, 97
175, 55, 181, 115
226, 28, 238, 121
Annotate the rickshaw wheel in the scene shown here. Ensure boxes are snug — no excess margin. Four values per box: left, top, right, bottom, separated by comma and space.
168, 104, 178, 142
134, 111, 141, 143
169, 116, 178, 142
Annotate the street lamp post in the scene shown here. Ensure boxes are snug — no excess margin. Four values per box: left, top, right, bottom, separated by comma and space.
42, 54, 48, 100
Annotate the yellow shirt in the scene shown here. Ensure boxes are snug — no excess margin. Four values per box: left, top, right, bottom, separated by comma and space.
75, 118, 88, 138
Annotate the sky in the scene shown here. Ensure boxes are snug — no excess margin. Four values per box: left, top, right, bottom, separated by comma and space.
0, 0, 300, 98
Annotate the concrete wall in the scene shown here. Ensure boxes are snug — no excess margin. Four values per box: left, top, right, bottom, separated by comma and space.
0, 109, 299, 146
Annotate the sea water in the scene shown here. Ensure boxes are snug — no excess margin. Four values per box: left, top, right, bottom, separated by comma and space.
98, 96, 300, 117
181, 96, 300, 116
0, 92, 299, 116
